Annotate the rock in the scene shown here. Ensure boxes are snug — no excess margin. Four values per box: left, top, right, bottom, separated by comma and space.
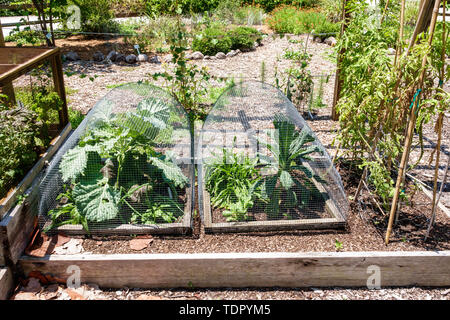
185, 53, 193, 60
215, 52, 226, 59
92, 51, 104, 62
106, 50, 118, 61
324, 37, 337, 46
313, 36, 323, 43
191, 51, 204, 60
115, 53, 126, 63
137, 54, 148, 62
129, 238, 153, 251
23, 278, 42, 293
254, 41, 259, 47
149, 55, 161, 64
226, 50, 238, 58
13, 292, 39, 300
387, 48, 396, 55
65, 51, 79, 61
163, 54, 173, 63
125, 54, 137, 64
204, 55, 211, 60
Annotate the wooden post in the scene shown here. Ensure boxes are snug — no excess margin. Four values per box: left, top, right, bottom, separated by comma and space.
385, 0, 441, 245
50, 50, 69, 129
0, 20, 16, 107
331, 0, 349, 121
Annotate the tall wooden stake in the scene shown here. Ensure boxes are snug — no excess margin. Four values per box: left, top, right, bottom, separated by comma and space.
331, 0, 349, 121
425, 0, 447, 241
385, 0, 441, 245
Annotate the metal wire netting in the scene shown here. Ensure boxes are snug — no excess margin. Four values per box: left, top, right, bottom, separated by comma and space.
197, 80, 348, 232
38, 82, 194, 235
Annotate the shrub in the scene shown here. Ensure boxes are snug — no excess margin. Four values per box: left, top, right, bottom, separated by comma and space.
0, 107, 41, 199
242, 0, 318, 12
228, 26, 263, 51
233, 5, 266, 25
68, 0, 119, 33
266, 5, 337, 35
192, 25, 232, 55
145, 0, 220, 15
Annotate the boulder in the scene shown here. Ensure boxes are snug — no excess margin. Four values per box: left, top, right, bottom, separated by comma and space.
313, 36, 323, 43
215, 52, 226, 59
204, 55, 211, 60
106, 50, 118, 62
137, 54, 148, 62
125, 54, 137, 64
92, 51, 104, 62
65, 51, 79, 61
115, 53, 126, 63
191, 51, 204, 60
226, 50, 238, 58
324, 37, 337, 46
149, 55, 161, 64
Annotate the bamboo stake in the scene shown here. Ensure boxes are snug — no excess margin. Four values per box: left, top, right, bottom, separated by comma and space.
425, 0, 447, 241
425, 152, 450, 240
385, 0, 441, 245
394, 0, 406, 67
331, 0, 348, 121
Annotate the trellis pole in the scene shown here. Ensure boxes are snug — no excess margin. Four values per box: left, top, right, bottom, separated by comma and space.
385, 0, 442, 245
331, 0, 349, 121
425, 0, 447, 241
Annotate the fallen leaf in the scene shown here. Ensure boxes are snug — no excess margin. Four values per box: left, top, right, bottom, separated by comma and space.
26, 239, 52, 257
53, 234, 71, 247
64, 288, 86, 300
129, 238, 152, 251
136, 294, 162, 300
12, 292, 39, 300
53, 238, 84, 255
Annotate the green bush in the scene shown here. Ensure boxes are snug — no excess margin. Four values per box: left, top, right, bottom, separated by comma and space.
145, 0, 220, 15
192, 25, 232, 55
68, 0, 119, 33
267, 5, 338, 35
242, 0, 318, 12
228, 26, 263, 50
0, 107, 41, 199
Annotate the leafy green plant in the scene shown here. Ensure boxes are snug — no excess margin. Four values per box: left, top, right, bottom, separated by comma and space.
309, 74, 328, 112
47, 96, 188, 231
205, 148, 261, 209
153, 17, 212, 122
0, 107, 42, 199
334, 239, 343, 251
222, 188, 254, 222
68, 0, 119, 34
192, 25, 233, 55
266, 6, 338, 34
254, 116, 325, 217
228, 26, 263, 51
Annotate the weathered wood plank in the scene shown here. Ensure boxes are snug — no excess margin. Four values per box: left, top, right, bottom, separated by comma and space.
19, 251, 450, 289
0, 267, 13, 300
0, 123, 72, 219
0, 182, 39, 265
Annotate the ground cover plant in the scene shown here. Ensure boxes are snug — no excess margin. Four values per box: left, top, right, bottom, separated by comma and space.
45, 96, 189, 232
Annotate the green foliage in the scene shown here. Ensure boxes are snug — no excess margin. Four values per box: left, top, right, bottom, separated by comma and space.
68, 107, 85, 129
319, 0, 342, 23
68, 0, 119, 33
242, 0, 318, 12
145, 0, 220, 15
4, 22, 43, 46
266, 5, 338, 34
192, 25, 233, 55
276, 48, 313, 107
309, 74, 328, 112
0, 107, 42, 198
48, 96, 188, 230
153, 18, 212, 122
222, 188, 254, 222
254, 117, 324, 217
228, 26, 263, 50
205, 148, 261, 210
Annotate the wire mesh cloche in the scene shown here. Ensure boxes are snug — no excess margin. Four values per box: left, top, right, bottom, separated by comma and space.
38, 83, 194, 235
198, 81, 348, 233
